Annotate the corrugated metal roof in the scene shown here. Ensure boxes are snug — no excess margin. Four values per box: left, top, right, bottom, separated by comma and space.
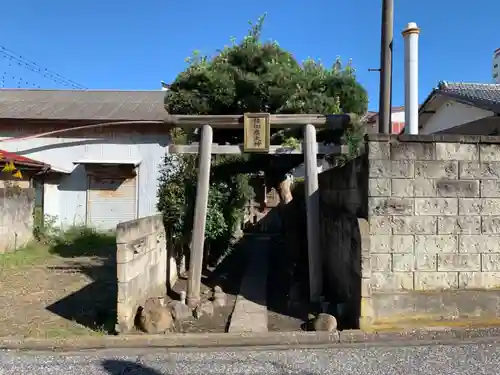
0, 89, 167, 121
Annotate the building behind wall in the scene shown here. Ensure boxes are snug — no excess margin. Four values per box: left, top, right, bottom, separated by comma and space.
365, 106, 405, 134
0, 89, 170, 231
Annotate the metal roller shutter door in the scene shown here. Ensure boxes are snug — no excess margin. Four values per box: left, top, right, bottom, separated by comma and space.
87, 175, 137, 230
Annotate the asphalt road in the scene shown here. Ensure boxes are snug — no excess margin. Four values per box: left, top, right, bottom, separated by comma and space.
1, 340, 500, 374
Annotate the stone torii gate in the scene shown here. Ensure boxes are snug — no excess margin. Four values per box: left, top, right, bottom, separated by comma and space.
164, 113, 354, 307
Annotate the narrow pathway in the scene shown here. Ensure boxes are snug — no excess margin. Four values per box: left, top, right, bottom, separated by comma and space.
228, 235, 269, 333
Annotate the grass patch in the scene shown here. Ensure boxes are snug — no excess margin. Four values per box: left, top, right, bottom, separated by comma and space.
1, 225, 117, 270
0, 242, 52, 269
48, 225, 116, 259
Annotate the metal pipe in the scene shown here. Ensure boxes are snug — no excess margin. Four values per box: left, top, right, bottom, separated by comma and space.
378, 0, 394, 134
402, 22, 421, 135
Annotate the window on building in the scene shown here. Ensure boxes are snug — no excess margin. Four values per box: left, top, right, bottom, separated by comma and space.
494, 72, 499, 79
495, 64, 499, 69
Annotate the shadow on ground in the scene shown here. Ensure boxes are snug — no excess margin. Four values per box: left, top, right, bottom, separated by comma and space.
102, 360, 164, 375
45, 227, 118, 334
100, 359, 317, 374
224, 183, 363, 332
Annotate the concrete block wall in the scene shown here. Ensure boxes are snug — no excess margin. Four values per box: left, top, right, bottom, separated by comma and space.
115, 214, 167, 333
0, 186, 34, 253
365, 134, 500, 328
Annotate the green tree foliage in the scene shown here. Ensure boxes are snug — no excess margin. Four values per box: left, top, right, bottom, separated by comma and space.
157, 15, 368, 264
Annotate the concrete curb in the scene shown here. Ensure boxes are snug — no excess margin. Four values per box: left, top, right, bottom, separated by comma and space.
2, 327, 500, 351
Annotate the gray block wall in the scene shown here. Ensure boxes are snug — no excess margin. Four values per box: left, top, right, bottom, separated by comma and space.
115, 214, 167, 333
0, 187, 34, 253
365, 134, 500, 327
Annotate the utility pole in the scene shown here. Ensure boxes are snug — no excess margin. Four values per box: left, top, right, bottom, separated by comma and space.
378, 0, 394, 134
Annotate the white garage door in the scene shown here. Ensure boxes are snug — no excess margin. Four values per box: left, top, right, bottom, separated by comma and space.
87, 175, 137, 230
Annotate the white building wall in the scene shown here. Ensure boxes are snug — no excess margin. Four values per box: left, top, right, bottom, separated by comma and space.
421, 100, 494, 134
371, 109, 405, 134
0, 129, 170, 228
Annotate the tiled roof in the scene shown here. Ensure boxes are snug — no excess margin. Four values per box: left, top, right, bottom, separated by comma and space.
0, 149, 47, 168
436, 81, 500, 113
0, 89, 167, 121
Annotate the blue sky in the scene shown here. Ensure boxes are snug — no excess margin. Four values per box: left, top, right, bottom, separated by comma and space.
1, 0, 498, 110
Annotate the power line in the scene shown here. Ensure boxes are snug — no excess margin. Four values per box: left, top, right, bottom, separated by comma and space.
0, 46, 86, 89
1, 71, 41, 89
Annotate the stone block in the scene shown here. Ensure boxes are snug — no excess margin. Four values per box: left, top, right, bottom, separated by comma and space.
370, 235, 414, 254
414, 272, 458, 291
481, 217, 500, 234
392, 216, 437, 234
116, 214, 163, 244
482, 254, 500, 271
390, 142, 435, 160
369, 197, 414, 216
368, 141, 390, 160
116, 232, 159, 264
369, 178, 390, 196
415, 161, 458, 179
117, 250, 156, 283
371, 254, 392, 272
437, 254, 480, 272
458, 198, 482, 215
480, 144, 500, 161
415, 198, 458, 216
392, 253, 415, 272
391, 179, 414, 197
480, 180, 500, 197
415, 253, 437, 271
361, 256, 371, 272
371, 272, 414, 292
459, 198, 500, 215
414, 178, 436, 197
361, 278, 372, 297
436, 142, 478, 161
438, 216, 481, 234
459, 272, 500, 289
369, 216, 392, 234
171, 301, 193, 321
117, 278, 141, 303
459, 161, 500, 180
415, 235, 458, 254
459, 235, 500, 253
436, 180, 479, 197
369, 160, 414, 179
360, 297, 374, 318
358, 218, 370, 237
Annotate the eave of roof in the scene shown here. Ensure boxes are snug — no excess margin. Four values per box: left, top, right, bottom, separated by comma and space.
420, 82, 500, 116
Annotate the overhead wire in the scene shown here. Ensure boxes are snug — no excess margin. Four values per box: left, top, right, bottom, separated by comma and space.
0, 71, 41, 88
0, 45, 86, 89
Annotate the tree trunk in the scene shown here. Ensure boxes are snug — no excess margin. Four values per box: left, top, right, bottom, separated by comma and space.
278, 177, 293, 205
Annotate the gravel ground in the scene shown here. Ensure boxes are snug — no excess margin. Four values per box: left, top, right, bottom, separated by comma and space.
0, 255, 116, 337
2, 340, 500, 374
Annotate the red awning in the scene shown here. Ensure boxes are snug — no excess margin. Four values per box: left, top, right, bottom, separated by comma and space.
0, 149, 48, 168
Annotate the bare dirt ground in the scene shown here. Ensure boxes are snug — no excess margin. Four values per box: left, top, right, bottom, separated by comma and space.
0, 232, 117, 338
165, 242, 246, 334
